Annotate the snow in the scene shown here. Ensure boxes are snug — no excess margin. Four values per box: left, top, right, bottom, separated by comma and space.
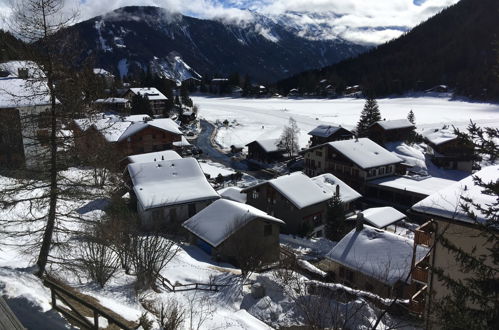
149, 56, 202, 85
0, 78, 52, 108
117, 59, 129, 78
0, 60, 45, 79
128, 157, 220, 210
94, 97, 128, 104
310, 173, 362, 203
172, 135, 191, 147
193, 95, 499, 150
412, 165, 499, 224
93, 68, 114, 77
127, 150, 182, 163
244, 172, 334, 209
248, 138, 283, 153
421, 126, 457, 146
308, 124, 344, 137
347, 207, 406, 228
326, 225, 428, 285
198, 160, 236, 178
147, 118, 183, 135
384, 142, 427, 174
373, 118, 414, 130
182, 199, 284, 247
369, 175, 456, 196
327, 138, 403, 169
218, 187, 247, 203
129, 87, 168, 101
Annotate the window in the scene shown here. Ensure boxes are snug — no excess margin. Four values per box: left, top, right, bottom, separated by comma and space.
252, 190, 259, 199
380, 167, 385, 175
188, 203, 196, 217
316, 150, 322, 157
264, 224, 272, 236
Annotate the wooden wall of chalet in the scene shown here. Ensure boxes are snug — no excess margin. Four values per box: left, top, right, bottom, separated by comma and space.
367, 125, 414, 144
0, 108, 25, 168
246, 142, 284, 163
117, 126, 181, 155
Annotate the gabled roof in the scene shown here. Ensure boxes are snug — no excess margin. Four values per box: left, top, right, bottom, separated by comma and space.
421, 127, 457, 146
371, 119, 415, 131
347, 207, 406, 228
129, 87, 167, 101
246, 138, 284, 153
95, 97, 129, 104
242, 172, 334, 209
0, 78, 52, 108
326, 225, 428, 285
128, 158, 219, 210
326, 138, 402, 169
310, 173, 361, 203
93, 68, 114, 77
127, 150, 182, 164
182, 199, 284, 247
217, 187, 247, 203
0, 60, 45, 79
369, 175, 456, 196
412, 165, 499, 224
308, 125, 350, 138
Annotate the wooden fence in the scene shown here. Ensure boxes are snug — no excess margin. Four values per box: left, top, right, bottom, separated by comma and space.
157, 274, 230, 293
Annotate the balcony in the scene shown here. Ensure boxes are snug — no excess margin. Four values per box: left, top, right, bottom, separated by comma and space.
414, 221, 434, 246
409, 285, 427, 315
412, 256, 429, 284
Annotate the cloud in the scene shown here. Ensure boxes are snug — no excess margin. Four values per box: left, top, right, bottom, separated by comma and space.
0, 0, 460, 45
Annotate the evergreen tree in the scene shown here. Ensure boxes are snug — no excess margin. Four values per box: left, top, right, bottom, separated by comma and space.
407, 109, 416, 125
356, 96, 381, 136
325, 193, 346, 241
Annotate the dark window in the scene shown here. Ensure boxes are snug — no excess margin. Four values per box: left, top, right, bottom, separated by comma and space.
264, 224, 272, 236
339, 267, 345, 278
188, 203, 196, 217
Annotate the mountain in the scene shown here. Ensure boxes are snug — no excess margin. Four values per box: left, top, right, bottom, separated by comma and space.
276, 0, 499, 100
57, 6, 367, 83
0, 30, 26, 62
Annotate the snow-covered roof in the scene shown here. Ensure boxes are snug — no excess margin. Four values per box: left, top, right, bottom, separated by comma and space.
95, 97, 129, 104
198, 161, 236, 178
93, 68, 114, 77
372, 119, 415, 131
172, 136, 191, 147
182, 199, 284, 247
129, 87, 167, 101
326, 225, 428, 285
127, 150, 182, 164
369, 175, 456, 196
217, 187, 247, 203
0, 61, 45, 79
128, 158, 220, 210
247, 138, 284, 153
243, 172, 334, 209
422, 128, 457, 146
347, 207, 406, 228
311, 173, 361, 203
308, 125, 346, 138
412, 165, 499, 224
327, 138, 402, 169
0, 78, 52, 108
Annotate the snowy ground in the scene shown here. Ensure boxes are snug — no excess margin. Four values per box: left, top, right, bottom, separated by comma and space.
193, 95, 499, 150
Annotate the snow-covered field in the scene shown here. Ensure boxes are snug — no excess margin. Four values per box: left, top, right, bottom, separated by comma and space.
193, 95, 499, 149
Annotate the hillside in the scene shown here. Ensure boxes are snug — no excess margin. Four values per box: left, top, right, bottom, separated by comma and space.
0, 30, 26, 62
277, 0, 499, 100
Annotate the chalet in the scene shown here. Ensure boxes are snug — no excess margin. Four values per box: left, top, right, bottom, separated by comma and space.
124, 87, 168, 116
122, 149, 182, 168
93, 68, 115, 88
127, 157, 220, 229
217, 186, 247, 203
242, 172, 361, 237
288, 88, 300, 97
367, 119, 415, 145
246, 138, 286, 164
346, 207, 406, 229
94, 98, 131, 114
73, 114, 183, 163
209, 78, 230, 94
0, 61, 54, 169
408, 165, 498, 321
422, 127, 474, 172
182, 199, 284, 265
319, 223, 428, 298
303, 138, 403, 191
308, 125, 354, 147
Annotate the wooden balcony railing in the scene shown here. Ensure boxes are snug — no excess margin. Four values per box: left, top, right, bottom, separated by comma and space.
409, 285, 427, 315
414, 221, 434, 246
412, 265, 429, 284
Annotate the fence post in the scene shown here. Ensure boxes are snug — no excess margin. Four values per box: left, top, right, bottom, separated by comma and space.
51, 287, 56, 308
93, 310, 99, 329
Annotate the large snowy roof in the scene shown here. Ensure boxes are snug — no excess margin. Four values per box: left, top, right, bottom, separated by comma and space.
311, 173, 361, 203
0, 78, 52, 108
198, 161, 236, 178
0, 61, 45, 79
328, 138, 402, 169
369, 175, 456, 196
326, 225, 428, 285
308, 125, 345, 138
243, 172, 334, 209
372, 119, 415, 131
347, 207, 406, 228
127, 150, 182, 164
128, 158, 219, 210
95, 97, 129, 104
412, 165, 499, 224
129, 87, 167, 101
247, 138, 284, 153
182, 199, 284, 247
422, 128, 457, 146
217, 187, 247, 203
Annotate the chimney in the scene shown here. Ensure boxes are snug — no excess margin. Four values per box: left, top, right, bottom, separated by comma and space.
356, 212, 364, 232
161, 155, 164, 160
335, 184, 340, 197
17, 68, 28, 79
154, 158, 156, 162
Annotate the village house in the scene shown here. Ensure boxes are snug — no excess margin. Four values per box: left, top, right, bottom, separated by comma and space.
73, 114, 184, 162
408, 165, 497, 324
94, 98, 131, 114
0, 61, 54, 169
217, 186, 247, 203
303, 137, 403, 191
122, 149, 182, 168
242, 172, 361, 237
182, 199, 284, 266
93, 68, 115, 88
209, 78, 230, 94
366, 119, 415, 145
319, 222, 428, 298
246, 138, 286, 164
346, 207, 406, 230
124, 87, 168, 116
422, 127, 475, 172
127, 157, 220, 229
308, 124, 354, 147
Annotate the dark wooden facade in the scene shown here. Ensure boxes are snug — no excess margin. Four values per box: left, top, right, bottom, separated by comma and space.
0, 108, 25, 168
246, 141, 285, 164
309, 126, 354, 147
367, 123, 415, 144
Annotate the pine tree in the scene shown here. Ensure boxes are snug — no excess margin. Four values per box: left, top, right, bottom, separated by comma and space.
325, 193, 346, 241
356, 97, 381, 137
407, 109, 416, 125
